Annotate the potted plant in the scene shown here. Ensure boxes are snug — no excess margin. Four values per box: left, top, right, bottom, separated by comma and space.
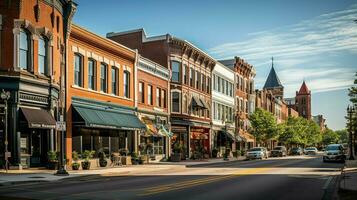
171, 143, 183, 162
98, 151, 108, 167
47, 151, 59, 170
72, 151, 80, 170
81, 150, 94, 170
131, 152, 139, 165
212, 148, 218, 158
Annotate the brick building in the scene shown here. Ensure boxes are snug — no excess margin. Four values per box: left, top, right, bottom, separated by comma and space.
136, 56, 171, 160
220, 57, 256, 151
285, 81, 312, 120
67, 24, 145, 163
0, 0, 76, 168
107, 29, 216, 159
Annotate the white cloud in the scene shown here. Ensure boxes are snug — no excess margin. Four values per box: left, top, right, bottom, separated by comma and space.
209, 4, 357, 96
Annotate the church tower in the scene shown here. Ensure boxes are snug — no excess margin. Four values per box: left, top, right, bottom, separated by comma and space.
295, 81, 311, 120
263, 57, 284, 100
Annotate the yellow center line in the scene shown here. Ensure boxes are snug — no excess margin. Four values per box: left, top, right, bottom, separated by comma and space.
139, 167, 272, 196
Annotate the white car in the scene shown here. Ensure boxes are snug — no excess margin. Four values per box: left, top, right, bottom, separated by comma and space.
304, 147, 318, 155
246, 147, 269, 160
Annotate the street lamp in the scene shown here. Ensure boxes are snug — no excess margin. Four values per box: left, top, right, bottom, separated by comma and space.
1, 89, 10, 171
347, 105, 355, 160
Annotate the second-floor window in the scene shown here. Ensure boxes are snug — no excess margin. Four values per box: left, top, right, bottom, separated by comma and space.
172, 92, 180, 113
156, 88, 161, 107
124, 71, 130, 98
171, 61, 180, 82
183, 64, 187, 84
100, 63, 107, 92
139, 82, 144, 103
111, 67, 118, 95
162, 89, 167, 108
88, 59, 96, 90
74, 54, 83, 87
190, 68, 194, 87
38, 36, 47, 75
148, 85, 153, 105
19, 29, 30, 70
196, 71, 200, 90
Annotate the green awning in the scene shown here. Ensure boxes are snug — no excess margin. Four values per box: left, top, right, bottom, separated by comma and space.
73, 105, 146, 130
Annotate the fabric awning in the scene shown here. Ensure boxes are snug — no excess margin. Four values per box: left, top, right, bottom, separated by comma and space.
241, 133, 255, 143
158, 125, 173, 137
72, 105, 146, 130
200, 98, 209, 109
21, 108, 56, 129
236, 135, 245, 142
142, 119, 164, 137
192, 96, 204, 108
224, 130, 237, 141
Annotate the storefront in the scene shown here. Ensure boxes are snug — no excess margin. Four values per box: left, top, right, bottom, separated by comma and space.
139, 115, 171, 159
213, 128, 237, 157
190, 127, 210, 159
70, 98, 145, 157
171, 125, 189, 159
18, 108, 57, 168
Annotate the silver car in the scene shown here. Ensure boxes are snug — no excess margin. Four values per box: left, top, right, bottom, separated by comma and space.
323, 144, 346, 162
246, 147, 268, 160
304, 147, 318, 155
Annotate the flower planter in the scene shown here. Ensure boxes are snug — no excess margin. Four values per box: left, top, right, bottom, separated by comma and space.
99, 159, 108, 167
47, 161, 59, 170
81, 161, 91, 170
72, 163, 80, 170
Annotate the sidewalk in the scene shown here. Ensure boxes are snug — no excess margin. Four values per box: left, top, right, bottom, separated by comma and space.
339, 160, 357, 199
0, 157, 245, 186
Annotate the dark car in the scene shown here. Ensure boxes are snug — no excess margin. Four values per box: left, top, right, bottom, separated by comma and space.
323, 144, 346, 162
290, 147, 303, 155
270, 146, 287, 157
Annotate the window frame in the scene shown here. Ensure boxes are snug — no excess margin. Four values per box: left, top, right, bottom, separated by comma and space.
38, 35, 47, 75
123, 70, 130, 98
100, 63, 108, 93
139, 82, 145, 104
88, 59, 96, 90
74, 53, 83, 87
148, 85, 153, 105
111, 67, 118, 95
171, 61, 181, 83
19, 29, 30, 70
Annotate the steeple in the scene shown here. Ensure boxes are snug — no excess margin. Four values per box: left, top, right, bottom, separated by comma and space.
263, 57, 283, 89
298, 81, 310, 94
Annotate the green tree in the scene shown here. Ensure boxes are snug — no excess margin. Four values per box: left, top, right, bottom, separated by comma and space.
348, 72, 357, 106
305, 119, 322, 146
279, 117, 306, 147
322, 129, 339, 145
249, 108, 279, 145
335, 129, 348, 143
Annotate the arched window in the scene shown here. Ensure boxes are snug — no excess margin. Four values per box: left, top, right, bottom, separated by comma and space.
38, 36, 47, 75
123, 71, 130, 98
19, 29, 30, 70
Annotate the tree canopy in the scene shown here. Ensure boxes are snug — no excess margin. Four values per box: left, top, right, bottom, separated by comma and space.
249, 108, 279, 144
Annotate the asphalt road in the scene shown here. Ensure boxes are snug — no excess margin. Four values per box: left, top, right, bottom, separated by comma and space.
0, 155, 344, 200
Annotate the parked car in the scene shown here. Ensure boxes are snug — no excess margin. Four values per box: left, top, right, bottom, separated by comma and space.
304, 147, 318, 155
246, 147, 269, 160
290, 147, 303, 155
323, 144, 346, 162
270, 146, 287, 157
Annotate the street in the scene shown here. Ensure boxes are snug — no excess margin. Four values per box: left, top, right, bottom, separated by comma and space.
0, 154, 343, 200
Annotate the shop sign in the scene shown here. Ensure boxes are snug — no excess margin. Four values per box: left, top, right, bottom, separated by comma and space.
20, 138, 27, 148
56, 121, 66, 131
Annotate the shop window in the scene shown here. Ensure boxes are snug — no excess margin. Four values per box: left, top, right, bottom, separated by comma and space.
139, 82, 144, 103
38, 36, 47, 75
82, 135, 91, 151
171, 61, 180, 82
172, 92, 180, 113
19, 29, 30, 70
148, 85, 153, 105
72, 136, 81, 153
124, 71, 130, 98
111, 67, 118, 95
74, 53, 83, 87
100, 63, 107, 92
88, 59, 96, 90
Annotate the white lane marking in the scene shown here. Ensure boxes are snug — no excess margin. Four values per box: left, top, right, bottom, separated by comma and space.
322, 176, 333, 190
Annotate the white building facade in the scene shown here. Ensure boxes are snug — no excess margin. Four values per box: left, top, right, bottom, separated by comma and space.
211, 62, 236, 157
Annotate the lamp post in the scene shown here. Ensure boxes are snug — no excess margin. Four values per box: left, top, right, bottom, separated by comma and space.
1, 89, 10, 171
347, 105, 355, 160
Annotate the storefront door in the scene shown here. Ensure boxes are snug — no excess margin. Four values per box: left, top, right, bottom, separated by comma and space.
29, 130, 49, 167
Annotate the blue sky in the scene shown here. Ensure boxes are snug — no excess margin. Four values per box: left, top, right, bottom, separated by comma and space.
74, 0, 357, 130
